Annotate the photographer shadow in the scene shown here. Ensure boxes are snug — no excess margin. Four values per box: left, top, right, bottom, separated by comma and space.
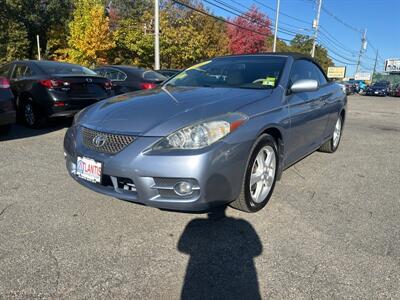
178, 207, 263, 300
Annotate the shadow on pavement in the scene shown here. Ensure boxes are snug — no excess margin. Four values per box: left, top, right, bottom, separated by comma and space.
0, 118, 72, 142
178, 207, 263, 300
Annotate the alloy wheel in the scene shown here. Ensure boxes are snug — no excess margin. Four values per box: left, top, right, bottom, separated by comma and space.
333, 117, 342, 148
24, 103, 35, 126
249, 145, 276, 203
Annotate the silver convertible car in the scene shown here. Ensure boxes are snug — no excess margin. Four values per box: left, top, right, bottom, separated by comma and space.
64, 53, 346, 213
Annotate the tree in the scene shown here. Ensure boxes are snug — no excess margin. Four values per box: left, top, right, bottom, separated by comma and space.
63, 0, 115, 67
3, 0, 72, 60
227, 6, 272, 54
0, 20, 30, 63
264, 36, 291, 52
289, 34, 333, 71
112, 12, 154, 66
111, 1, 229, 69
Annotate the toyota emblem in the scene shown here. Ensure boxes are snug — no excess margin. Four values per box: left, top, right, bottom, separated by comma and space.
86, 78, 93, 83
93, 135, 107, 147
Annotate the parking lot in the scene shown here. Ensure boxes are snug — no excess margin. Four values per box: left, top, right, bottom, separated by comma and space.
0, 94, 399, 298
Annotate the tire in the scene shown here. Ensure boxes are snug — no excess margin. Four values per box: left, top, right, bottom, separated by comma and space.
22, 100, 47, 128
230, 134, 278, 213
319, 114, 343, 153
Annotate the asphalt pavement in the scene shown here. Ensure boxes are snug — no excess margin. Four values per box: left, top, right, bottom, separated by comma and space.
0, 95, 399, 299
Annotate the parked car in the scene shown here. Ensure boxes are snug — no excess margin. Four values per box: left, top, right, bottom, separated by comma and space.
348, 80, 367, 93
0, 60, 113, 128
156, 69, 181, 78
0, 76, 16, 134
339, 81, 355, 95
93, 65, 167, 95
365, 81, 390, 96
390, 83, 400, 97
64, 53, 346, 213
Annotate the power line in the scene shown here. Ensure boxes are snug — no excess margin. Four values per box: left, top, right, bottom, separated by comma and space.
251, 0, 310, 25
202, 0, 309, 37
230, 0, 312, 32
171, 0, 292, 42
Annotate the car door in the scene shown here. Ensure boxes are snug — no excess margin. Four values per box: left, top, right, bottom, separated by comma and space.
285, 60, 329, 165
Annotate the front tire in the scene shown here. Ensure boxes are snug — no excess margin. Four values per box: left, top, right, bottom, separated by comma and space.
230, 134, 278, 213
319, 115, 343, 153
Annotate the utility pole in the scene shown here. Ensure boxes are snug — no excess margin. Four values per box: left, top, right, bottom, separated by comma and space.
311, 0, 322, 58
355, 29, 367, 74
372, 49, 378, 81
36, 35, 41, 60
154, 0, 160, 70
273, 0, 280, 52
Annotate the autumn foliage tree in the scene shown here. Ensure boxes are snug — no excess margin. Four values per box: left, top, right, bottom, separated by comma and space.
227, 6, 272, 54
63, 0, 115, 67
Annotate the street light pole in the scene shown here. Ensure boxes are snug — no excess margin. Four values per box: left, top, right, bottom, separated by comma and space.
154, 0, 160, 70
273, 0, 280, 53
311, 0, 322, 58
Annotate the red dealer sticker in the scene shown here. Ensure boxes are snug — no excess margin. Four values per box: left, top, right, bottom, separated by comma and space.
76, 156, 102, 183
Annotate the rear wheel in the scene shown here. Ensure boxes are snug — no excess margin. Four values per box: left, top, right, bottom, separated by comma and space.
319, 115, 343, 153
22, 100, 47, 128
230, 134, 278, 213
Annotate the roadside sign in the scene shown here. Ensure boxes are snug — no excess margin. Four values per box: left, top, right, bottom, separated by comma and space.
354, 73, 371, 81
327, 66, 346, 79
384, 59, 400, 73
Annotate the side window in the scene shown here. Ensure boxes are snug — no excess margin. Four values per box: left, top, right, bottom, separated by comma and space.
11, 65, 27, 79
95, 68, 106, 77
314, 65, 327, 85
290, 60, 326, 85
24, 66, 33, 77
106, 69, 126, 81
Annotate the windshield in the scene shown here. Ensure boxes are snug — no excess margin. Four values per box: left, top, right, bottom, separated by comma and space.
38, 62, 97, 75
142, 70, 167, 82
166, 56, 287, 89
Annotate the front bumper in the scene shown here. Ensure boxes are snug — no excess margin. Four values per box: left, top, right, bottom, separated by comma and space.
64, 125, 252, 212
366, 90, 387, 96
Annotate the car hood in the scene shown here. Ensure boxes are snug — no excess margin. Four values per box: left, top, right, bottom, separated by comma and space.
79, 86, 271, 136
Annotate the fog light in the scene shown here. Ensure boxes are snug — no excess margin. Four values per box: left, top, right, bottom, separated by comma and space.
174, 181, 193, 196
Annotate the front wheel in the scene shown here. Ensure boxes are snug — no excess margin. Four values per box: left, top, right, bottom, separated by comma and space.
230, 134, 278, 213
319, 115, 343, 153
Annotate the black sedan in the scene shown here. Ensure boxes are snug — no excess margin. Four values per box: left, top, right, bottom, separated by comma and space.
0, 76, 16, 134
0, 60, 113, 128
365, 82, 390, 96
93, 65, 167, 95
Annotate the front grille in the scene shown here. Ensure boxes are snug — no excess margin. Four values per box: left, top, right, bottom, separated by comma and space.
81, 127, 135, 154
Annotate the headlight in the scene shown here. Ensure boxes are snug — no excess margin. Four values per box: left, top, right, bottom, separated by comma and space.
152, 113, 248, 150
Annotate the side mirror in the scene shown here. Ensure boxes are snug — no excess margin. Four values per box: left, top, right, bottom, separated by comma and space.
290, 79, 319, 93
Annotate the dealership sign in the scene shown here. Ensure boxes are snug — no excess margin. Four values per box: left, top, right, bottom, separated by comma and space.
384, 59, 400, 73
354, 73, 372, 81
327, 66, 346, 79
